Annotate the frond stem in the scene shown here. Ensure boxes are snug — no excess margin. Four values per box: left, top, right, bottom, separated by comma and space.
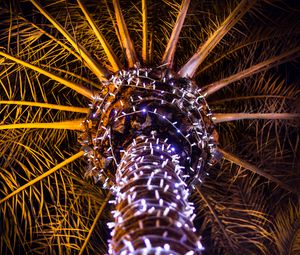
29, 0, 111, 81
202, 46, 300, 96
39, 64, 102, 89
0, 51, 94, 99
218, 147, 299, 195
161, 0, 190, 68
0, 151, 84, 204
0, 119, 85, 131
209, 95, 292, 105
195, 186, 236, 251
0, 101, 89, 113
17, 15, 82, 61
78, 191, 112, 255
212, 113, 300, 123
142, 0, 148, 63
77, 0, 121, 72
178, 0, 256, 77
113, 0, 138, 67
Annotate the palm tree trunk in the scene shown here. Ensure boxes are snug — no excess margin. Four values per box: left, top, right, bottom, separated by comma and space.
109, 136, 203, 254
80, 68, 215, 254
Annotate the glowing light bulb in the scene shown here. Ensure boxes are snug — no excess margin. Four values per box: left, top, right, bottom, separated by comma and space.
164, 244, 170, 250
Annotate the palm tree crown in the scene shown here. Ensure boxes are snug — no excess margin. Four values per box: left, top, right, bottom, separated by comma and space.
0, 0, 299, 254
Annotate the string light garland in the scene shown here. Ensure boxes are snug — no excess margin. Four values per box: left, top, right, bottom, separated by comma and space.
79, 67, 222, 254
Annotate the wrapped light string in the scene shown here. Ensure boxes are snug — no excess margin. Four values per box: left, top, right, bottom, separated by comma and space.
79, 67, 222, 254
108, 136, 204, 254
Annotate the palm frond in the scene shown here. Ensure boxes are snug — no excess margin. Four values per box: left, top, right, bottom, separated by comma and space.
112, 0, 138, 67
202, 46, 300, 96
161, 0, 190, 68
0, 119, 84, 131
213, 113, 300, 123
272, 199, 300, 255
178, 0, 256, 78
0, 51, 94, 98
0, 151, 84, 204
77, 0, 121, 72
29, 0, 111, 80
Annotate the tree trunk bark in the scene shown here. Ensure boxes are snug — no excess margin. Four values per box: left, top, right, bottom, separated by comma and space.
109, 136, 203, 255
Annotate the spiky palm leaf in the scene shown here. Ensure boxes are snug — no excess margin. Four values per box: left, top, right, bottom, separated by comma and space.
0, 0, 299, 254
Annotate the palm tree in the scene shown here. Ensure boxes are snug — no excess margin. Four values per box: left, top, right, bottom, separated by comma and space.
0, 0, 299, 254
